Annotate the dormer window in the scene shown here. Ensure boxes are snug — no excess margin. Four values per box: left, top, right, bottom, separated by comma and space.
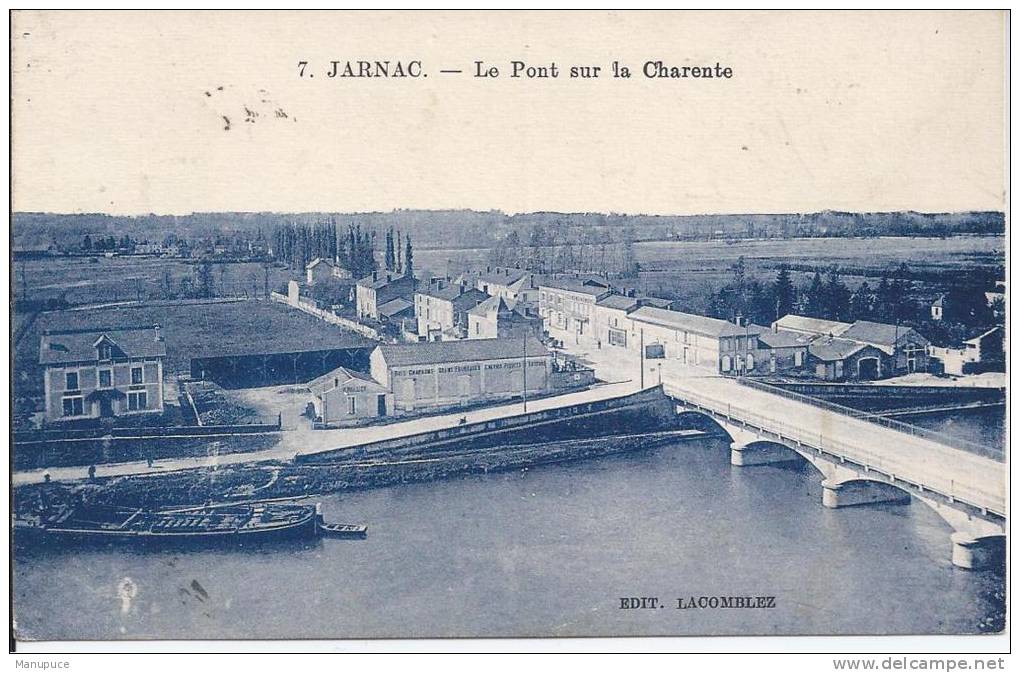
98, 344, 112, 360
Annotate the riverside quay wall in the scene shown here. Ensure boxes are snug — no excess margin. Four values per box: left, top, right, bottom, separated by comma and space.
14, 387, 704, 511
296, 385, 683, 465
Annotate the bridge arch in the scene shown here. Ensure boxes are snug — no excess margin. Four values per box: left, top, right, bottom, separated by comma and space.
821, 477, 912, 509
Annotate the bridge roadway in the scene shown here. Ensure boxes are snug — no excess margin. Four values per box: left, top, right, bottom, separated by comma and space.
552, 339, 1005, 518
662, 374, 1005, 518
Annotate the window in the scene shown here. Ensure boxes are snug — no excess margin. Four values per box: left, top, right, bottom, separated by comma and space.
128, 391, 147, 411
131, 366, 144, 384
99, 369, 112, 389
348, 396, 357, 415
608, 328, 627, 347
721, 355, 731, 372
98, 344, 112, 360
746, 354, 755, 371
794, 350, 804, 366
62, 396, 85, 417
65, 371, 79, 391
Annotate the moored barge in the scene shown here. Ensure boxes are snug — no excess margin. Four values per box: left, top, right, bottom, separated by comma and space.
14, 501, 320, 544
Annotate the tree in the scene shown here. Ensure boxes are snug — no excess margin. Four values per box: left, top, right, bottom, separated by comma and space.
83, 234, 92, 251
849, 281, 874, 320
195, 262, 214, 298
804, 271, 825, 317
384, 228, 396, 271
823, 266, 850, 321
772, 265, 795, 320
404, 235, 414, 279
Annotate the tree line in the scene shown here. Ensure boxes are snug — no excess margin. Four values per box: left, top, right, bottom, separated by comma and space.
704, 257, 998, 338
487, 224, 638, 277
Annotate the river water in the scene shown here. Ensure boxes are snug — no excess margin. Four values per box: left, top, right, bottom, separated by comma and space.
13, 433, 1004, 641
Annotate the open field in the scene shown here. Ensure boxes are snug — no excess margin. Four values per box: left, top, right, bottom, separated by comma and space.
12, 255, 301, 305
14, 299, 374, 399
417, 234, 1002, 278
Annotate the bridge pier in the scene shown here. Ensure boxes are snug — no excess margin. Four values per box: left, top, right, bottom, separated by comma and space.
950, 533, 1005, 571
730, 441, 802, 467
821, 478, 912, 509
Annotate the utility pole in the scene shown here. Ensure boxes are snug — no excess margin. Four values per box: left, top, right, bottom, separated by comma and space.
522, 331, 528, 413
640, 327, 645, 389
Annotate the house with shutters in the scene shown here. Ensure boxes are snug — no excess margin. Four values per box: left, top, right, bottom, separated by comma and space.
39, 326, 167, 422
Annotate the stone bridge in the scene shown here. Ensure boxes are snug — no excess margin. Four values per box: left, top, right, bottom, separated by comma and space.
664, 379, 1006, 570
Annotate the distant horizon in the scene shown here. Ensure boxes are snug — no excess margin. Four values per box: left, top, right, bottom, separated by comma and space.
11, 207, 1007, 219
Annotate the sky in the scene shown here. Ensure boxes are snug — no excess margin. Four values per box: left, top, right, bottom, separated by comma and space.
10, 10, 1007, 216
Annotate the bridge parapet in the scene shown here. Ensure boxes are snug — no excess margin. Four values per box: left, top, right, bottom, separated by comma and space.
666, 382, 1004, 519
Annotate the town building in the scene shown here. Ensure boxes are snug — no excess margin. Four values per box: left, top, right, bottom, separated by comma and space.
476, 267, 540, 305
837, 320, 931, 374
415, 279, 488, 341
756, 327, 812, 374
931, 294, 946, 321
40, 326, 167, 422
355, 271, 415, 320
467, 295, 543, 340
592, 294, 641, 350
369, 337, 552, 413
628, 306, 766, 374
306, 258, 353, 285
807, 337, 888, 381
307, 365, 392, 425
538, 278, 612, 344
929, 326, 1005, 376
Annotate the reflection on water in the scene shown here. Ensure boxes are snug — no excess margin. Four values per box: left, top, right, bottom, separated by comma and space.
902, 407, 1005, 454
13, 437, 1004, 640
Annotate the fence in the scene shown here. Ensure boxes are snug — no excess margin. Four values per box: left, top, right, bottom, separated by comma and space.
271, 291, 382, 339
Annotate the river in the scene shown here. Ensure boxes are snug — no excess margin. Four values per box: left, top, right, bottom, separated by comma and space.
13, 434, 1004, 640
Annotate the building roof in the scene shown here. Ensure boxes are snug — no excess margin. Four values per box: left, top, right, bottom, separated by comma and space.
757, 328, 813, 349
376, 336, 549, 367
416, 284, 487, 309
356, 272, 411, 290
377, 297, 414, 318
308, 366, 385, 395
966, 326, 1004, 345
468, 295, 534, 319
40, 326, 167, 366
637, 296, 673, 309
808, 337, 871, 362
596, 294, 640, 311
773, 314, 851, 336
538, 277, 612, 297
932, 294, 946, 308
839, 320, 927, 350
477, 268, 530, 287
306, 257, 335, 270
630, 306, 762, 338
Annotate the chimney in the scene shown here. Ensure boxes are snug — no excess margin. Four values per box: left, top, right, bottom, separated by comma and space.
154, 324, 162, 341
772, 322, 779, 334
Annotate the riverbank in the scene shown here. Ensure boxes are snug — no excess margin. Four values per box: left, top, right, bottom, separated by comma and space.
14, 386, 706, 513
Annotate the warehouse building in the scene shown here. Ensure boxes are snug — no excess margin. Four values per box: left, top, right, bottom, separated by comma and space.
369, 337, 552, 413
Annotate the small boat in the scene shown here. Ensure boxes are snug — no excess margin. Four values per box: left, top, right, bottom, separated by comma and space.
318, 522, 368, 539
14, 501, 320, 545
